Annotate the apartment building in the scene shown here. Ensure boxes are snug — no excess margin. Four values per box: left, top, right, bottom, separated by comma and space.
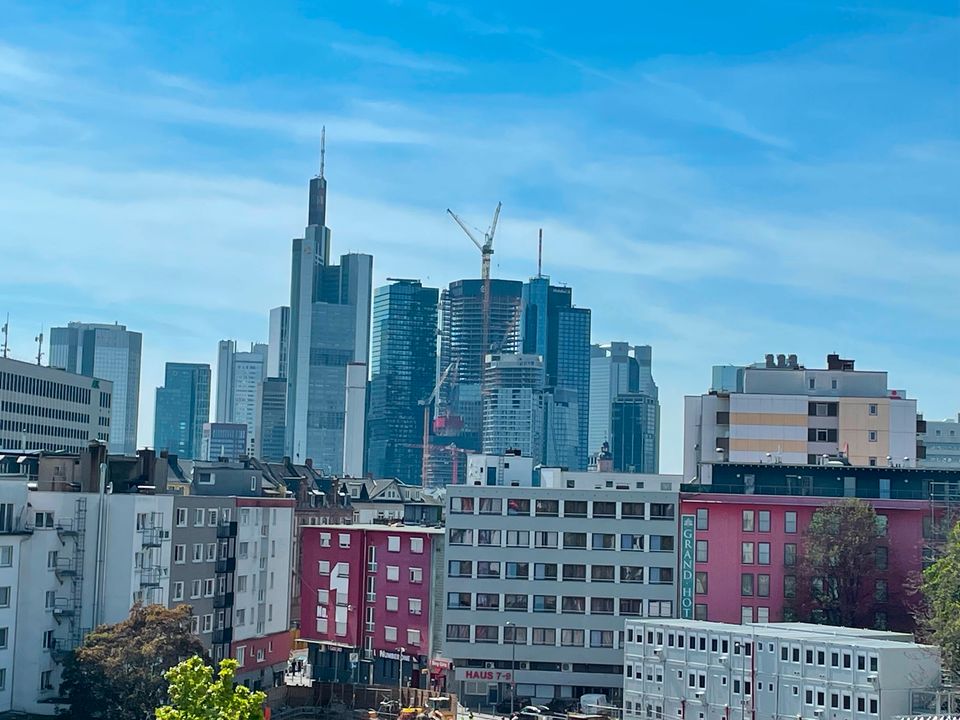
443, 469, 681, 707
0, 356, 112, 452
681, 462, 960, 630
298, 525, 445, 688
622, 619, 941, 720
684, 354, 921, 482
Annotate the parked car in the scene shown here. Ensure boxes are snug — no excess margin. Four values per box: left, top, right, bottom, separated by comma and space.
517, 705, 551, 720
546, 699, 579, 714
495, 698, 531, 714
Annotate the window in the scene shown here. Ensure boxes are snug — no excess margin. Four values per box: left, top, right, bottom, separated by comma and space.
695, 571, 708, 594
621, 565, 645, 583
410, 537, 423, 554
238, 541, 249, 559
0, 627, 7, 649
474, 626, 499, 643
875, 515, 888, 537
696, 508, 709, 530
409, 567, 423, 583
507, 498, 530, 516
338, 533, 350, 548
533, 627, 556, 645
533, 595, 557, 612
868, 430, 878, 442
590, 630, 613, 648
47, 550, 58, 569
534, 531, 558, 548
506, 530, 529, 547
562, 564, 586, 581
622, 502, 644, 518
562, 596, 586, 614
447, 593, 471, 610
650, 503, 675, 520
650, 535, 674, 552
0, 587, 9, 607
620, 598, 644, 616
649, 567, 672, 584
758, 574, 770, 597
563, 500, 587, 517
785, 511, 797, 533
450, 497, 474, 514
535, 499, 559, 516
446, 624, 470, 641
194, 508, 204, 527
173, 582, 184, 601
476, 593, 500, 610
694, 603, 708, 620
192, 544, 203, 563
407, 629, 421, 646
592, 501, 616, 518
696, 539, 708, 562
741, 574, 754, 596
505, 594, 528, 611
504, 561, 528, 580
449, 529, 473, 545
742, 510, 755, 531
741, 606, 753, 624
385, 596, 399, 611
176, 508, 187, 527
45, 590, 55, 609
206, 543, 216, 561
591, 565, 615, 582
477, 561, 500, 578
561, 629, 584, 647
477, 529, 501, 546
478, 497, 501, 515
387, 536, 400, 552
621, 534, 644, 551
534, 563, 557, 580
758, 543, 770, 565
592, 533, 616, 550
448, 560, 472, 577
35, 512, 54, 528
203, 578, 215, 597
384, 626, 397, 643
876, 547, 888, 570
41, 628, 53, 650
758, 510, 770, 532
784, 543, 797, 566
0, 668, 5, 691
386, 566, 399, 581
869, 403, 878, 415
875, 579, 888, 601
201, 614, 213, 633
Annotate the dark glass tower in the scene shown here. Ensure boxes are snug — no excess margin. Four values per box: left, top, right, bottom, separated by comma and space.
365, 279, 439, 484
154, 362, 211, 459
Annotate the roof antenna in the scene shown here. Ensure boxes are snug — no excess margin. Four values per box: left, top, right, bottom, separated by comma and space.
537, 228, 543, 278
34, 327, 44, 365
319, 125, 326, 179
1, 314, 8, 359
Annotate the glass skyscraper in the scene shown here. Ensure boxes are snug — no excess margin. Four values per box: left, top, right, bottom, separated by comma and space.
215, 340, 268, 452
366, 279, 439, 484
154, 362, 211, 459
49, 321, 142, 454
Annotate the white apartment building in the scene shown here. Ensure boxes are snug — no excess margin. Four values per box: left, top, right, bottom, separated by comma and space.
623, 619, 941, 720
464, 452, 535, 487
684, 354, 919, 483
444, 469, 681, 708
0, 356, 112, 453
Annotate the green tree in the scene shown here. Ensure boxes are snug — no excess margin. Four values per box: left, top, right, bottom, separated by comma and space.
60, 603, 206, 720
792, 498, 885, 628
921, 522, 960, 681
156, 656, 266, 720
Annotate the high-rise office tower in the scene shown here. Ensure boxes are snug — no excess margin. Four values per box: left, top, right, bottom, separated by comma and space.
154, 362, 211, 459
200, 422, 247, 461
255, 377, 287, 462
215, 340, 268, 452
285, 144, 373, 471
481, 353, 545, 460
268, 306, 290, 380
49, 321, 142, 454
520, 277, 591, 469
366, 279, 439, 485
438, 279, 523, 452
589, 343, 659, 471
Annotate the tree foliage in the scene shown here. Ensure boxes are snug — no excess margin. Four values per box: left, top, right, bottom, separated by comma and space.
921, 521, 960, 681
60, 603, 206, 720
156, 656, 266, 720
792, 498, 884, 628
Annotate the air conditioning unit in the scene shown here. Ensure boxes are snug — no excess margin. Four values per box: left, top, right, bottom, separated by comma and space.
813, 710, 824, 717
519, 662, 529, 670
718, 655, 728, 665
562, 663, 572, 672
694, 691, 705, 702
485, 662, 495, 669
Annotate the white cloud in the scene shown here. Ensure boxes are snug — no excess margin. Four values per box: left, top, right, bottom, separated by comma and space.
331, 41, 466, 74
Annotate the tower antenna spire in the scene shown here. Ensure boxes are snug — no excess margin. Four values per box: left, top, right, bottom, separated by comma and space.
1, 314, 8, 359
537, 228, 543, 278
320, 125, 326, 179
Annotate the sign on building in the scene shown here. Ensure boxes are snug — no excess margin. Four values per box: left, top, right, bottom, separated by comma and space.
679, 514, 696, 619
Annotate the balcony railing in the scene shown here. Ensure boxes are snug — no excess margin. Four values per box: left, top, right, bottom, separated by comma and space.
140, 527, 163, 547
217, 521, 238, 539
54, 557, 78, 580
215, 557, 236, 574
212, 627, 233, 645
138, 566, 161, 587
213, 591, 234, 609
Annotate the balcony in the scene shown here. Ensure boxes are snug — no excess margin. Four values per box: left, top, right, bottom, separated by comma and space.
213, 591, 234, 609
217, 521, 238, 539
55, 519, 78, 538
51, 636, 77, 663
215, 557, 236, 574
138, 566, 161, 587
0, 516, 32, 535
52, 598, 76, 619
140, 527, 163, 547
212, 627, 233, 645
54, 557, 78, 581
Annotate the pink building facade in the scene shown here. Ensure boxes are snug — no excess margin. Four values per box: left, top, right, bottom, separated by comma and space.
680, 493, 931, 631
299, 525, 445, 687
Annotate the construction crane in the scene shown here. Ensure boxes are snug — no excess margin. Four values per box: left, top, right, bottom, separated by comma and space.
419, 362, 457, 485
447, 202, 502, 371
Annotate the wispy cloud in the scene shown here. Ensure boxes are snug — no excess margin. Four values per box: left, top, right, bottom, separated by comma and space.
331, 41, 466, 74
424, 2, 541, 38
0, 41, 51, 86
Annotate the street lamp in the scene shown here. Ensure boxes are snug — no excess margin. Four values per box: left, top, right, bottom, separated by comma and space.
505, 622, 517, 717
398, 646, 406, 707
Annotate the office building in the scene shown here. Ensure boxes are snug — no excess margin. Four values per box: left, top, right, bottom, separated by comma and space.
154, 362, 211, 460
268, 306, 290, 380
343, 362, 367, 478
286, 154, 373, 471
443, 469, 681, 707
590, 343, 659, 471
366, 279, 439, 486
679, 462, 960, 630
919, 414, 960, 468
201, 422, 247, 461
48, 322, 141, 454
622, 619, 940, 720
481, 353, 544, 461
541, 388, 579, 469
464, 452, 535, 487
684, 354, 922, 483
254, 378, 286, 462
298, 525, 445, 687
215, 341, 267, 452
520, 278, 591, 469
437, 279, 524, 454
0, 356, 112, 452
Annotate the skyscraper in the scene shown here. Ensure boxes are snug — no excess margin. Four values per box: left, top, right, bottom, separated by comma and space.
438, 279, 523, 453
285, 145, 373, 471
49, 321, 142, 454
589, 342, 659, 471
215, 340, 268, 452
520, 277, 592, 469
254, 377, 287, 462
481, 352, 544, 460
366, 279, 439, 485
154, 362, 211, 459
268, 306, 290, 380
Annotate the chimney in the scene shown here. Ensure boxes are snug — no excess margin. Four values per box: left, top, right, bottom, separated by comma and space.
787, 354, 798, 368
776, 354, 786, 368
765, 354, 775, 368
305, 458, 313, 469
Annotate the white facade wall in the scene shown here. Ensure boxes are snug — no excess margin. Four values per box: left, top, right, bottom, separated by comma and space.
233, 503, 292, 643
343, 362, 367, 479
465, 453, 535, 487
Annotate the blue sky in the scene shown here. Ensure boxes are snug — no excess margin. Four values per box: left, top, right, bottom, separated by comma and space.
1, 1, 957, 472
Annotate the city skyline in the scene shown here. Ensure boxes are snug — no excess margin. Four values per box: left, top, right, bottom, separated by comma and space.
1, 1, 957, 473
